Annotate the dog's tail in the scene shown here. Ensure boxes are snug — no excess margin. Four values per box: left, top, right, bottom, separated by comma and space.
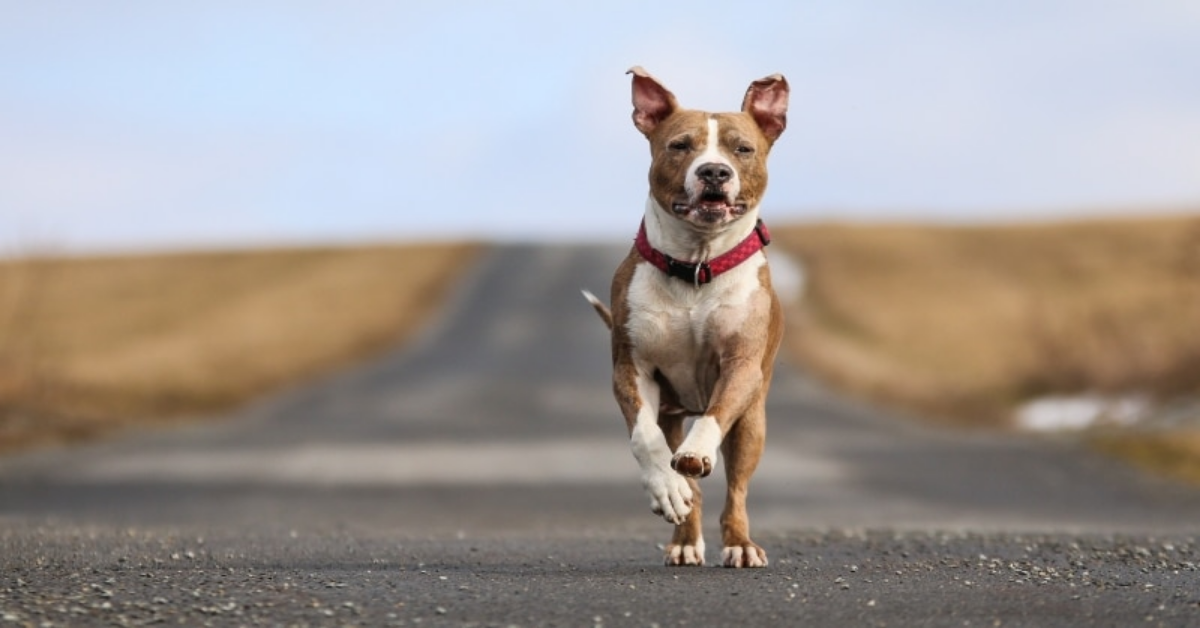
580, 290, 613, 330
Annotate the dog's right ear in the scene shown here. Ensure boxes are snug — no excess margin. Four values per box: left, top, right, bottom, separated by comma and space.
628, 66, 678, 136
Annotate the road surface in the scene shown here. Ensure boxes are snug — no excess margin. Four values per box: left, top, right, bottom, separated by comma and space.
2, 245, 1199, 627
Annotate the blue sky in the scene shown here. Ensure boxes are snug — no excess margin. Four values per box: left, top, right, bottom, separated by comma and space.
2, 1, 1199, 252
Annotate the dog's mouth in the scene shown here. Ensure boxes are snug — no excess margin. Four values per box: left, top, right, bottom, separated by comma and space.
671, 190, 748, 224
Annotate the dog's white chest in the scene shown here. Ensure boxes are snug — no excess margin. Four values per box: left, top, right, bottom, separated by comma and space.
624, 257, 764, 413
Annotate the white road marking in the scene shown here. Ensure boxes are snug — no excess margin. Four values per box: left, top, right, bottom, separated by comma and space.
5, 439, 845, 488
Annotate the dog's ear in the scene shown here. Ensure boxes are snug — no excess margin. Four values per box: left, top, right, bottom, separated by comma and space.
628, 66, 678, 136
742, 73, 789, 143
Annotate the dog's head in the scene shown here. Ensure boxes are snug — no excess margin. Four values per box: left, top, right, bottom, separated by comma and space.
629, 66, 789, 231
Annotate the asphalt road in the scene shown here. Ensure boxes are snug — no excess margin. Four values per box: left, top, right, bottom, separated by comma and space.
2, 244, 1200, 627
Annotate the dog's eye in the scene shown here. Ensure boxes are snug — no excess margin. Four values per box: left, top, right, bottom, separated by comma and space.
668, 140, 690, 151
735, 145, 755, 155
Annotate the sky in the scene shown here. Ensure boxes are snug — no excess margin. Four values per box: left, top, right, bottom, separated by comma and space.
2, 1, 1199, 252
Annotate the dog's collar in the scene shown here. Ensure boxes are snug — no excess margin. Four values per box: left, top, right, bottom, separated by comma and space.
634, 218, 771, 287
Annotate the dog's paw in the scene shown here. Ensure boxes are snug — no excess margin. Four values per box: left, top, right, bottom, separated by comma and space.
670, 451, 713, 478
722, 544, 768, 568
642, 467, 693, 525
674, 416, 719, 478
665, 539, 706, 566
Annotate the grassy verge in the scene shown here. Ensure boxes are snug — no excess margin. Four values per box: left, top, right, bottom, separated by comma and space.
0, 242, 479, 451
1091, 430, 1200, 485
772, 214, 1200, 479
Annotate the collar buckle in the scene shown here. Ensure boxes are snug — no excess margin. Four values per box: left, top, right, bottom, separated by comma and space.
665, 257, 713, 287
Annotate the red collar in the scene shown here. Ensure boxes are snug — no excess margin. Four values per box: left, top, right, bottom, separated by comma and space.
634, 218, 771, 287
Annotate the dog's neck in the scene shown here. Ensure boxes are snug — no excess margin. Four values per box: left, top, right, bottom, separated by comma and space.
642, 196, 761, 264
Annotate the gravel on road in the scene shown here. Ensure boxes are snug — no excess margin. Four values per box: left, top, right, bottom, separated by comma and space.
3, 524, 1198, 628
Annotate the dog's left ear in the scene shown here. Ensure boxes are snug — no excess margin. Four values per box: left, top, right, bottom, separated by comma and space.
742, 74, 789, 143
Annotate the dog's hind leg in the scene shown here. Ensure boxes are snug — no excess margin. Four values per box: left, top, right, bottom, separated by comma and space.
659, 414, 705, 566
665, 478, 705, 566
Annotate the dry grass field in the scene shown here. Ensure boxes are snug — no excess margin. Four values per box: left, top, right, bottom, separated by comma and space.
773, 214, 1200, 482
0, 243, 478, 451
1092, 430, 1200, 485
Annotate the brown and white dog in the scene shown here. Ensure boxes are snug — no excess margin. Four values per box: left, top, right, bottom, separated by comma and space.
583, 67, 788, 568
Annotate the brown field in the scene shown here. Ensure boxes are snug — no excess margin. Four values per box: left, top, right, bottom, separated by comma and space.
772, 214, 1200, 425
0, 243, 479, 451
1092, 430, 1200, 485
772, 214, 1200, 482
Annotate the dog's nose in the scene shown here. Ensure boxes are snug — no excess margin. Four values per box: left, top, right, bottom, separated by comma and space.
696, 163, 733, 186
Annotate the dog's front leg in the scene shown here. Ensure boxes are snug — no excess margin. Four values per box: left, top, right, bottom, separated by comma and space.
671, 352, 765, 479
613, 360, 693, 525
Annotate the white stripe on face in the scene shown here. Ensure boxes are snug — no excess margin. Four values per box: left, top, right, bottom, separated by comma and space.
682, 117, 740, 204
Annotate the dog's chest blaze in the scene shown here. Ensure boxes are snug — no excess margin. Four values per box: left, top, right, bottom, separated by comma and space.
624, 258, 764, 413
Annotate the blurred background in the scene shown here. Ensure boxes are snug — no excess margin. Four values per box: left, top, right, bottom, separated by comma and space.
1, 1, 1199, 484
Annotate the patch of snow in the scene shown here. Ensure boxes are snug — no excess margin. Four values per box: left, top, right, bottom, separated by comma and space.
769, 249, 805, 304
1015, 394, 1150, 432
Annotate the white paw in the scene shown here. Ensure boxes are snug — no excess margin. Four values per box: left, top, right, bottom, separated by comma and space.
642, 467, 693, 525
665, 538, 706, 566
674, 416, 720, 478
722, 545, 768, 568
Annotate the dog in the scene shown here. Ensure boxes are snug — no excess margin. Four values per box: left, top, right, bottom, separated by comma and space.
583, 66, 788, 567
